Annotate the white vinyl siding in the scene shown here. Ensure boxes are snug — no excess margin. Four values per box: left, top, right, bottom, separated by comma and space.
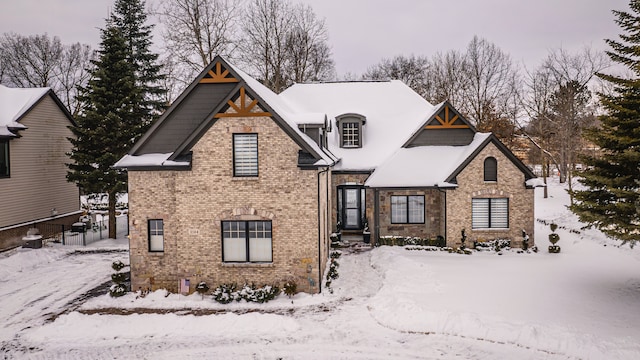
233, 134, 258, 177
148, 219, 164, 252
472, 198, 509, 229
222, 221, 272, 263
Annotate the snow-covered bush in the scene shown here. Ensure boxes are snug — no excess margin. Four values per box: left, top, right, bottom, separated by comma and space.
196, 281, 209, 295
474, 239, 511, 252
549, 223, 561, 253
212, 283, 280, 304
212, 283, 237, 304
378, 236, 443, 247
109, 260, 129, 297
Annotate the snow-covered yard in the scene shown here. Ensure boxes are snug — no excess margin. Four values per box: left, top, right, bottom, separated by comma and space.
1, 178, 640, 359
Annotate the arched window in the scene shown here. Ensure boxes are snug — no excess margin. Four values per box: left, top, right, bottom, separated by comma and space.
336, 113, 366, 148
484, 157, 497, 182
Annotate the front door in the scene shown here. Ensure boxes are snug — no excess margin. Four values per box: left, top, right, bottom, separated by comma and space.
338, 186, 366, 230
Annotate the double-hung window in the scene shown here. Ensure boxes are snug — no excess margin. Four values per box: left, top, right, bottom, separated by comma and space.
222, 221, 272, 263
391, 195, 425, 224
233, 134, 258, 177
0, 140, 9, 178
148, 219, 164, 252
472, 198, 509, 229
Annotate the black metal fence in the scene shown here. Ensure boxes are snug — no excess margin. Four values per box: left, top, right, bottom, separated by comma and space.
37, 215, 128, 246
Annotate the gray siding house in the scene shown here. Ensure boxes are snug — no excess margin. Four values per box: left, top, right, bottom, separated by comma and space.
0, 85, 80, 249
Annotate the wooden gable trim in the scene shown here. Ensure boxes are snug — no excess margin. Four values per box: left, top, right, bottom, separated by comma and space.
214, 87, 272, 118
199, 62, 239, 83
424, 104, 470, 129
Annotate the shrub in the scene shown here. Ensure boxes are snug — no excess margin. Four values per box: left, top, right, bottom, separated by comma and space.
111, 272, 127, 283
196, 281, 210, 295
112, 260, 126, 272
283, 281, 297, 298
212, 283, 280, 304
212, 283, 237, 304
109, 283, 127, 297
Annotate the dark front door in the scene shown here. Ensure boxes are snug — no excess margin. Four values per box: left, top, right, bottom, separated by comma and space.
338, 186, 366, 230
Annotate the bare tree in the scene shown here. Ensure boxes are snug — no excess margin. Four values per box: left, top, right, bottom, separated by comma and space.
463, 36, 520, 131
523, 46, 609, 186
157, 0, 239, 86
0, 33, 63, 87
56, 43, 94, 116
241, 0, 334, 92
286, 3, 335, 83
424, 50, 469, 107
362, 55, 429, 97
0, 33, 93, 115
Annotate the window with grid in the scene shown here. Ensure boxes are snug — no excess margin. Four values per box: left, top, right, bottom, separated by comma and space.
0, 140, 9, 178
341, 122, 360, 148
472, 198, 509, 229
222, 221, 272, 262
233, 134, 258, 177
391, 195, 425, 224
148, 219, 164, 252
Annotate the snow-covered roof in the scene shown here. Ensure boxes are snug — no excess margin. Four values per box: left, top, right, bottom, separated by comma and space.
114, 153, 191, 168
280, 81, 435, 171
0, 85, 50, 137
226, 63, 337, 166
365, 133, 493, 188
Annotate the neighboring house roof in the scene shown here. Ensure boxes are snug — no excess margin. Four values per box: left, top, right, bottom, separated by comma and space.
280, 80, 435, 172
117, 56, 336, 169
0, 85, 75, 138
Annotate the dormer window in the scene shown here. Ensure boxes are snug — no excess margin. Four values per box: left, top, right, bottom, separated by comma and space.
336, 113, 366, 149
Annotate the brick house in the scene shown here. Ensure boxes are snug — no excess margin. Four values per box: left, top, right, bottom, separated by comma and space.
116, 57, 538, 294
0, 85, 80, 250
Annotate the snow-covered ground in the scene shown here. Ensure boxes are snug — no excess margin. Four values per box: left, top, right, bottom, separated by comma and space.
2, 178, 640, 359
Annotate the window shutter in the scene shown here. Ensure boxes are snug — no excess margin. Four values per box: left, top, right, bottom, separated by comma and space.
233, 134, 258, 176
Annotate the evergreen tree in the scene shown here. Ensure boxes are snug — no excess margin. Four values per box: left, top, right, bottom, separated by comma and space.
110, 0, 166, 128
67, 25, 142, 239
569, 1, 640, 246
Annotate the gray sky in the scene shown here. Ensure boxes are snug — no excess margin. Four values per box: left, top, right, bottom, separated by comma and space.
0, 0, 630, 76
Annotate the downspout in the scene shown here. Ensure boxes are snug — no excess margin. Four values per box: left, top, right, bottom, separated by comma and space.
436, 186, 447, 244
317, 166, 330, 294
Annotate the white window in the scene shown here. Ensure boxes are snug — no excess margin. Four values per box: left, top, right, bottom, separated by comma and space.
342, 122, 360, 148
148, 219, 164, 252
391, 195, 425, 224
233, 134, 258, 177
472, 198, 509, 229
222, 221, 272, 263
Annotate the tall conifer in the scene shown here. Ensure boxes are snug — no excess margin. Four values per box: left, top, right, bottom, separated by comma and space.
569, 1, 640, 246
67, 25, 140, 238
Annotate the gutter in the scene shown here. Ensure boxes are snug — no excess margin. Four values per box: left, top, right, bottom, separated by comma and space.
317, 166, 330, 294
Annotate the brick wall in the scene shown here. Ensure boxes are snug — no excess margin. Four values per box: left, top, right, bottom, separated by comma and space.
128, 115, 326, 294
377, 189, 444, 239
445, 142, 535, 248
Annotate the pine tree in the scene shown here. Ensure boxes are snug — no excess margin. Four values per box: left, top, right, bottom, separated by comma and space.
67, 25, 142, 239
110, 0, 166, 127
569, 1, 640, 246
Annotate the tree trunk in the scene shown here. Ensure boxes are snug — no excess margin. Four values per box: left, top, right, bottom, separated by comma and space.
108, 191, 117, 239
543, 160, 548, 198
